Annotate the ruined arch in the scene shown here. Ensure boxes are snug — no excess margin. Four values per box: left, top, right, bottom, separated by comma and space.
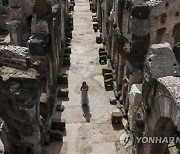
140, 76, 180, 154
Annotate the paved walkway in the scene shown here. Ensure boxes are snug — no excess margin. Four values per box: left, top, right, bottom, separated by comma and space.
45, 0, 127, 153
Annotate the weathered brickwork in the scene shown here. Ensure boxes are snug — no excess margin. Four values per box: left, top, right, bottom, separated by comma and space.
0, 0, 74, 153
91, 0, 180, 153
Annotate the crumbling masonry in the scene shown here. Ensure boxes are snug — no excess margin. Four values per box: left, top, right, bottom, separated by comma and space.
0, 0, 180, 153
91, 0, 180, 153
0, 0, 74, 153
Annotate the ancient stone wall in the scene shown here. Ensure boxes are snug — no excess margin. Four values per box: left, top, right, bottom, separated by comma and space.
0, 0, 74, 153
91, 0, 180, 153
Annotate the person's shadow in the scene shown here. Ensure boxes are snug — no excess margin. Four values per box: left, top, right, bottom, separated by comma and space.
82, 104, 91, 123
82, 97, 91, 123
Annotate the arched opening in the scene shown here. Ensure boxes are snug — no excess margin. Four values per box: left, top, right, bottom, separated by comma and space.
26, 15, 32, 28
139, 79, 180, 154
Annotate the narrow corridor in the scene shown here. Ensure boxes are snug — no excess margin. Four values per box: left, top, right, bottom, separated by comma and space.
46, 0, 127, 153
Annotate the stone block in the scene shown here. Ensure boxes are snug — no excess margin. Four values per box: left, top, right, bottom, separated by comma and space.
92, 14, 97, 19
111, 111, 123, 123
0, 45, 30, 70
104, 78, 113, 91
28, 38, 46, 56
57, 74, 68, 85
99, 55, 107, 64
51, 118, 65, 132
66, 41, 71, 47
99, 50, 107, 56
66, 38, 71, 44
69, 21, 74, 28
93, 22, 98, 30
50, 130, 63, 141
69, 4, 74, 12
93, 17, 98, 22
131, 18, 150, 36
68, 13, 73, 19
144, 43, 180, 81
56, 105, 65, 112
65, 47, 71, 54
99, 47, 105, 52
66, 31, 72, 39
102, 68, 112, 76
90, 2, 93, 10
109, 97, 117, 105
104, 73, 113, 80
131, 4, 150, 19
63, 53, 70, 59
128, 84, 142, 108
58, 88, 69, 98
96, 36, 103, 44
63, 57, 70, 67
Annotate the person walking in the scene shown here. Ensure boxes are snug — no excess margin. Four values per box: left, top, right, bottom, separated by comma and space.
81, 81, 89, 106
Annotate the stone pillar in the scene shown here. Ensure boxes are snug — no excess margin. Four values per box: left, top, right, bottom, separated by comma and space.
6, 0, 24, 45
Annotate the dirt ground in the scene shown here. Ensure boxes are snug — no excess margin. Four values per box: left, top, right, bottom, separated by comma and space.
45, 0, 128, 153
